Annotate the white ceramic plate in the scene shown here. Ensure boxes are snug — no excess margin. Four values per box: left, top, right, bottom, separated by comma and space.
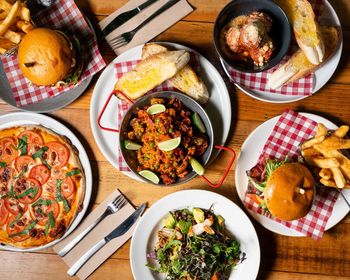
0, 112, 92, 251
235, 113, 350, 236
220, 0, 343, 103
130, 190, 260, 280
90, 42, 231, 181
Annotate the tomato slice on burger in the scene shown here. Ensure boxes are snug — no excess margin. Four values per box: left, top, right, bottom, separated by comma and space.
6, 214, 35, 242
14, 155, 35, 173
29, 196, 60, 226
18, 131, 44, 156
47, 170, 76, 198
29, 164, 51, 185
0, 137, 18, 164
44, 142, 70, 169
13, 178, 42, 204
0, 199, 9, 226
4, 197, 28, 215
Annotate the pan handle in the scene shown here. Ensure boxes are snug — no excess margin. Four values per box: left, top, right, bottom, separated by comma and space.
97, 90, 134, 133
200, 145, 236, 188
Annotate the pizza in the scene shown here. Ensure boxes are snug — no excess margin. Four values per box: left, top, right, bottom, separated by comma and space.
0, 125, 85, 248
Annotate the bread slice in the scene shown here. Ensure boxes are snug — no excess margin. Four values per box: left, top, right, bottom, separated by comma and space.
276, 0, 325, 65
142, 43, 209, 104
114, 50, 190, 102
268, 26, 339, 89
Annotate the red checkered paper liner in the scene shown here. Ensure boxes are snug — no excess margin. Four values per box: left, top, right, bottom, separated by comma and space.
113, 53, 200, 171
1, 0, 106, 107
243, 109, 339, 239
227, 0, 324, 96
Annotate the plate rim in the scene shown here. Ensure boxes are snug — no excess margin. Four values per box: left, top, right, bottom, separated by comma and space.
130, 189, 261, 280
220, 0, 343, 104
89, 42, 232, 180
235, 112, 349, 236
0, 112, 93, 252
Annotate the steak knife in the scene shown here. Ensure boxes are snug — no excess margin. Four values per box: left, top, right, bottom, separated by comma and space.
99, 0, 159, 39
67, 203, 147, 276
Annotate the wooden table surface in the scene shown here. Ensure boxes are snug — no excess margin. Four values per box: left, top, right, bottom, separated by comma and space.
1, 0, 350, 279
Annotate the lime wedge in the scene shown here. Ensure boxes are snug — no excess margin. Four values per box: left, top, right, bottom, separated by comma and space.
147, 104, 166, 115
158, 137, 181, 151
192, 112, 206, 133
190, 158, 205, 175
124, 140, 141, 150
138, 170, 160, 184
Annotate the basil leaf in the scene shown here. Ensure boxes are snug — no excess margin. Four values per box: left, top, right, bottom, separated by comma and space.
9, 219, 38, 237
66, 169, 81, 177
15, 186, 38, 199
56, 179, 70, 212
0, 162, 6, 168
17, 136, 27, 156
48, 211, 55, 228
14, 168, 26, 179
32, 198, 53, 207
9, 213, 22, 228
32, 146, 51, 170
32, 146, 48, 159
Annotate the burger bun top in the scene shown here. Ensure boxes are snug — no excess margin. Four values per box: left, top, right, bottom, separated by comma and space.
18, 28, 72, 86
264, 162, 315, 221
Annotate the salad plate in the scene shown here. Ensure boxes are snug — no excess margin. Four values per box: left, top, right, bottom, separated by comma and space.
0, 112, 92, 251
220, 0, 343, 103
235, 113, 350, 236
130, 190, 260, 280
90, 42, 231, 181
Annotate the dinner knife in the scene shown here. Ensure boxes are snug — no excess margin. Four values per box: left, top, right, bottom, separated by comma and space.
67, 203, 147, 276
99, 0, 159, 39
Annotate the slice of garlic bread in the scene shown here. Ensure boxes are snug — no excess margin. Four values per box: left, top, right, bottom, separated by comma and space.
142, 43, 209, 104
268, 26, 339, 89
276, 0, 325, 65
114, 50, 190, 102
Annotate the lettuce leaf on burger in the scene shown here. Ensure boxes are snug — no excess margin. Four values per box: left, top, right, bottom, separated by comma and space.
246, 158, 315, 221
18, 27, 83, 87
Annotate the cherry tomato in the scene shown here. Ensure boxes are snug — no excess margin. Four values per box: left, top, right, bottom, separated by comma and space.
29, 164, 51, 185
17, 131, 44, 156
0, 137, 18, 164
29, 196, 60, 226
14, 155, 35, 173
6, 214, 32, 242
4, 198, 28, 215
13, 178, 42, 204
0, 199, 9, 226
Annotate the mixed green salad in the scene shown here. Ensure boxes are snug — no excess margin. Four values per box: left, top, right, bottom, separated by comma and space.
146, 207, 244, 280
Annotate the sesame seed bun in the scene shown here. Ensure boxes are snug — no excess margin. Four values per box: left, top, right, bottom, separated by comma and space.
264, 162, 315, 221
18, 28, 72, 86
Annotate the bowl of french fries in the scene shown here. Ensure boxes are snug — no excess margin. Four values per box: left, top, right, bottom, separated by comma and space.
301, 123, 350, 189
0, 0, 33, 55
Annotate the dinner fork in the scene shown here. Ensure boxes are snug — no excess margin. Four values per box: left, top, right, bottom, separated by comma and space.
110, 0, 180, 49
58, 194, 127, 257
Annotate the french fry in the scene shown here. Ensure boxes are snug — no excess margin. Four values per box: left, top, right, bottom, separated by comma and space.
311, 157, 340, 168
18, 4, 30, 21
330, 167, 346, 188
16, 20, 32, 33
301, 136, 325, 149
315, 123, 328, 138
3, 29, 21, 43
0, 1, 20, 36
320, 178, 337, 188
0, 35, 15, 51
0, 0, 11, 11
0, 11, 8, 20
333, 125, 349, 138
301, 147, 321, 157
319, 168, 332, 180
322, 136, 350, 150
